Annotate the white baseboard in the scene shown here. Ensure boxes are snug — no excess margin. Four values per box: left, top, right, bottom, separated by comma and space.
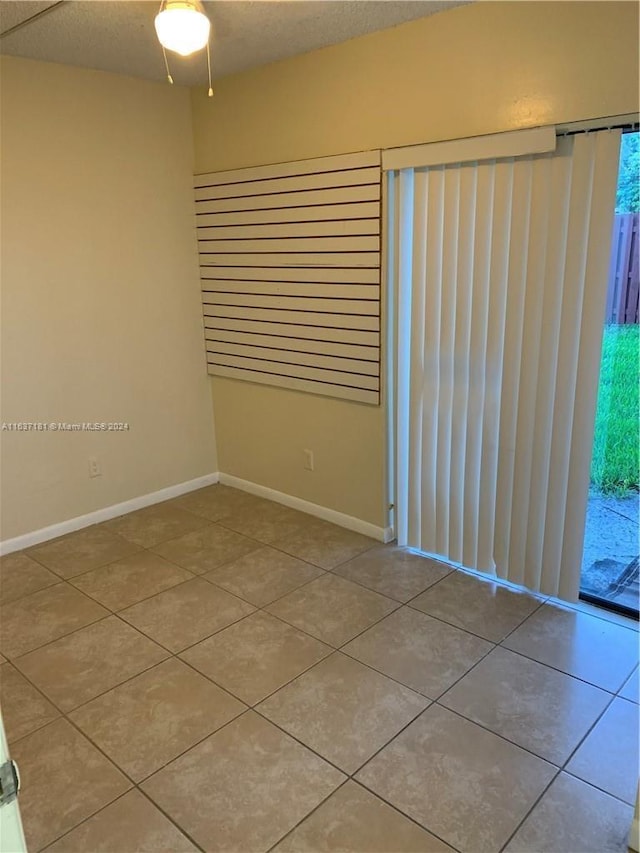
218, 472, 393, 543
0, 471, 394, 554
629, 817, 639, 853
0, 473, 219, 555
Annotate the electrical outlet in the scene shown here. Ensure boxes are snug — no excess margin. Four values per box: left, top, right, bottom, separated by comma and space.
303, 449, 314, 471
88, 457, 102, 478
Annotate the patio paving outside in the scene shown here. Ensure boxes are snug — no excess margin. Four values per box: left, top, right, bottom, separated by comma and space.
581, 488, 639, 613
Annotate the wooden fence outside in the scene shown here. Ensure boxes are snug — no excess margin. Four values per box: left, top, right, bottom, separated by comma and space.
605, 213, 639, 324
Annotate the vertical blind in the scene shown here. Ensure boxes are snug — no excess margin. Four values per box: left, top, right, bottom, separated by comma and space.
194, 150, 382, 405
389, 129, 621, 599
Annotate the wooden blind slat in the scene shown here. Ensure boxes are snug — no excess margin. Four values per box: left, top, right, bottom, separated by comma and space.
202, 281, 379, 300
205, 329, 379, 361
194, 166, 380, 202
194, 150, 380, 188
197, 219, 380, 240
200, 266, 380, 284
210, 365, 379, 404
208, 353, 379, 391
205, 317, 379, 346
202, 293, 379, 315
196, 201, 380, 227
198, 236, 379, 254
207, 342, 379, 377
201, 252, 380, 268
203, 305, 379, 330
195, 184, 380, 215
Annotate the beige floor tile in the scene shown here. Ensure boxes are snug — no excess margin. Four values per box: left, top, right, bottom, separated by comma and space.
11, 718, 130, 852
0, 552, 58, 604
566, 697, 639, 804
181, 611, 332, 705
14, 615, 168, 711
45, 790, 198, 853
151, 523, 261, 574
120, 577, 255, 652
70, 657, 245, 781
274, 519, 377, 570
142, 711, 345, 853
171, 484, 266, 522
104, 504, 210, 547
71, 552, 192, 611
258, 652, 428, 773
344, 606, 492, 699
356, 704, 555, 853
273, 781, 454, 853
334, 546, 452, 603
0, 583, 108, 659
440, 646, 611, 765
218, 502, 314, 545
27, 526, 140, 579
619, 666, 639, 703
267, 573, 398, 647
0, 663, 59, 742
503, 603, 639, 692
504, 773, 633, 853
205, 546, 324, 606
411, 569, 542, 642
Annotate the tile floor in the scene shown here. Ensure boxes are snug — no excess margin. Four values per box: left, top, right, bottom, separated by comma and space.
0, 484, 638, 853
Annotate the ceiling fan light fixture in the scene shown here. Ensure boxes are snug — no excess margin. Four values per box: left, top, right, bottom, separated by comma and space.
155, 0, 211, 57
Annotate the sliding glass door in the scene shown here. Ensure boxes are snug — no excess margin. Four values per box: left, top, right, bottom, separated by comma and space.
388, 128, 622, 601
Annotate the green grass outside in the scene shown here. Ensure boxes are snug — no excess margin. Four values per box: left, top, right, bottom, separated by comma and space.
590, 324, 639, 494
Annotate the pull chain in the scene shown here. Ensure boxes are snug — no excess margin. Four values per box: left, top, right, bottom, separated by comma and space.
206, 41, 213, 97
161, 45, 174, 85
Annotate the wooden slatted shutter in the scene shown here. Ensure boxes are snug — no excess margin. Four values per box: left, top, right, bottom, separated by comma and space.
194, 150, 382, 404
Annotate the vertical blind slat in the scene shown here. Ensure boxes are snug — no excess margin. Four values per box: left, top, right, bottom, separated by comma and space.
558, 131, 622, 600
493, 158, 533, 580
508, 154, 552, 587
525, 144, 572, 591
449, 163, 476, 564
409, 171, 427, 546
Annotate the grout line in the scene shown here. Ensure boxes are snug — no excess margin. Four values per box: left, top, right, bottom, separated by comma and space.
349, 744, 465, 853
496, 640, 629, 695
6, 608, 113, 663
431, 701, 561, 770
46, 646, 173, 717
433, 648, 622, 771
67, 567, 199, 613
250, 704, 350, 777
135, 787, 207, 852
403, 581, 546, 644
494, 693, 638, 850
26, 540, 146, 582
557, 690, 619, 771
263, 778, 352, 853
350, 781, 463, 853
117, 598, 259, 656
326, 555, 455, 603
199, 563, 329, 613
32, 788, 138, 853
497, 768, 561, 853
559, 766, 638, 807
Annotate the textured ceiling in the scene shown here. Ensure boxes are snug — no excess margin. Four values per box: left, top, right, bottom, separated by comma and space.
0, 0, 467, 87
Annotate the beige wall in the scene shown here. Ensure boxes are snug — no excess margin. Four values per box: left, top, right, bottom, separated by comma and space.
0, 56, 216, 540
191, 1, 639, 528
